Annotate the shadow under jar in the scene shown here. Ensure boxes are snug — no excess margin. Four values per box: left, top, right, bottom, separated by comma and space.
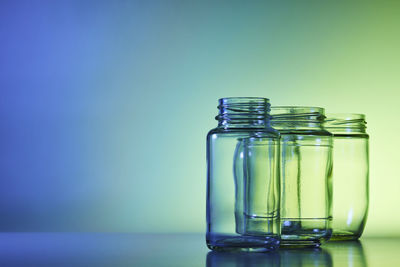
206, 97, 280, 252
325, 114, 369, 241
271, 106, 333, 247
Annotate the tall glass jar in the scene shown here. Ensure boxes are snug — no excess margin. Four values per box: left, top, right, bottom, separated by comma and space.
271, 107, 333, 247
325, 114, 369, 241
206, 97, 280, 252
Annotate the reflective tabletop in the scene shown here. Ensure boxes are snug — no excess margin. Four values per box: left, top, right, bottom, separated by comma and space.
0, 233, 398, 266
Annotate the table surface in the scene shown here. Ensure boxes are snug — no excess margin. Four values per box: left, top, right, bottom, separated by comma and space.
0, 233, 398, 266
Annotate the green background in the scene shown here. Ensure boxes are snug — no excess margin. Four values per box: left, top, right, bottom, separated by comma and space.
1, 1, 399, 235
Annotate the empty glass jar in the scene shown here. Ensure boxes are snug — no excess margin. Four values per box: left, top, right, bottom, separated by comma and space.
206, 97, 280, 252
325, 114, 369, 240
271, 106, 333, 247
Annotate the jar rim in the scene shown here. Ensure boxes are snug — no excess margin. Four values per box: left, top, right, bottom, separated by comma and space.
219, 97, 269, 105
270, 106, 325, 116
325, 113, 367, 130
325, 113, 365, 120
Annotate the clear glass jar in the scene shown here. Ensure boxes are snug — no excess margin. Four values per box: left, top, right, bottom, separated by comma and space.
271, 106, 333, 247
325, 114, 369, 241
206, 97, 280, 252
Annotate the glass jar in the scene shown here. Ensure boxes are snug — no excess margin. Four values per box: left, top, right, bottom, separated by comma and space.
271, 106, 333, 247
325, 114, 369, 241
206, 97, 280, 252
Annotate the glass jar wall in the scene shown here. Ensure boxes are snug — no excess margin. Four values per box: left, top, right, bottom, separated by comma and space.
271, 106, 333, 247
325, 114, 369, 241
206, 97, 280, 252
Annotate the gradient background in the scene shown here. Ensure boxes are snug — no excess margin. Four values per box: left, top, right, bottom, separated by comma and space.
0, 1, 399, 236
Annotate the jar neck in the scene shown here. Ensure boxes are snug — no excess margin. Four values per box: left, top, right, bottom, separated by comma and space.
325, 114, 367, 134
270, 106, 326, 131
216, 97, 271, 129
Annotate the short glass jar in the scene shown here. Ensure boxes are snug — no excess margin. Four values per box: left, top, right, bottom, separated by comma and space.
271, 106, 333, 247
206, 97, 281, 252
325, 114, 369, 241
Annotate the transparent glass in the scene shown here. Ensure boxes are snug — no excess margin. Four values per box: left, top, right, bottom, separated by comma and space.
325, 114, 369, 241
234, 138, 280, 237
206, 97, 280, 252
271, 107, 333, 247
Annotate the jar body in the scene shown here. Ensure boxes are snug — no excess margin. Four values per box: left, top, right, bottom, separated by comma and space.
279, 132, 332, 247
326, 114, 369, 240
271, 107, 333, 247
206, 128, 280, 252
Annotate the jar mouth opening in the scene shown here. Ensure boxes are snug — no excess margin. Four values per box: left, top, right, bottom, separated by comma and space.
219, 97, 269, 106
270, 106, 325, 115
270, 106, 325, 124
325, 113, 365, 121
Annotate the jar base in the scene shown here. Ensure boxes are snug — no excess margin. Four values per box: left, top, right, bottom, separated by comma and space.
280, 239, 321, 248
280, 219, 331, 247
330, 232, 360, 241
206, 234, 280, 252
207, 245, 277, 252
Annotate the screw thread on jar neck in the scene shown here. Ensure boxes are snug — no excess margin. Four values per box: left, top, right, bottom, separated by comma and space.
325, 114, 367, 134
216, 97, 271, 128
270, 106, 326, 130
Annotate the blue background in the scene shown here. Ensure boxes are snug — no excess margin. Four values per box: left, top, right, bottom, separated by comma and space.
1, 1, 399, 235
